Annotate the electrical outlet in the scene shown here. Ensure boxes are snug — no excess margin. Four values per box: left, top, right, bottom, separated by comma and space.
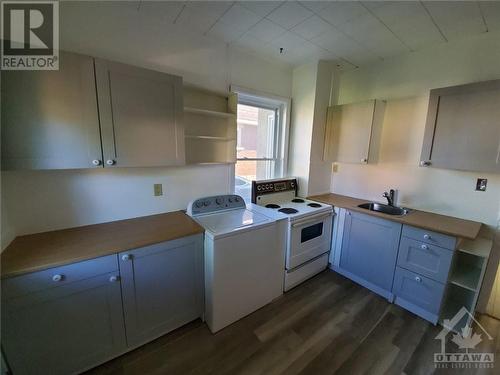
332, 163, 339, 173
154, 184, 163, 196
476, 178, 487, 192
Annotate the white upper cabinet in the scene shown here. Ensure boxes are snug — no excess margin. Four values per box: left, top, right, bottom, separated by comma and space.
95, 59, 184, 168
421, 80, 500, 173
324, 99, 386, 164
1, 51, 185, 170
1, 51, 103, 170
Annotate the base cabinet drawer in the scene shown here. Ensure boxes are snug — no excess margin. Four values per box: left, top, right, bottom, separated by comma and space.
397, 237, 453, 283
402, 225, 456, 250
392, 267, 445, 315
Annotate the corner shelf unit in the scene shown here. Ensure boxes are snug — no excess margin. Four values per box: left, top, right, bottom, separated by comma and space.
183, 86, 237, 165
439, 237, 492, 333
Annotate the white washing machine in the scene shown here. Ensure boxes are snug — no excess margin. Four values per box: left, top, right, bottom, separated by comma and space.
187, 195, 286, 333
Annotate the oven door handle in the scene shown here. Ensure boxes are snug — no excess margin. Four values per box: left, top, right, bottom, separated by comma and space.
291, 211, 333, 227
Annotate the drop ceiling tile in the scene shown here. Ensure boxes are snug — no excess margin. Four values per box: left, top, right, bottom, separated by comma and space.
339, 12, 408, 57
246, 19, 287, 43
291, 15, 331, 40
365, 1, 444, 50
138, 1, 185, 24
207, 21, 246, 44
320, 2, 368, 27
271, 32, 308, 51
478, 1, 500, 31
175, 4, 223, 33
311, 29, 379, 66
218, 3, 262, 32
266, 1, 314, 29
185, 1, 233, 17
299, 1, 331, 14
422, 1, 487, 40
232, 33, 270, 54
239, 1, 283, 17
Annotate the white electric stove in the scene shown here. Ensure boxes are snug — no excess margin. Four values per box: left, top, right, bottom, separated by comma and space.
252, 178, 334, 291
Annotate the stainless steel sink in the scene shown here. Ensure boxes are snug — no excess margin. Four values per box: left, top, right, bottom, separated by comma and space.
358, 202, 411, 216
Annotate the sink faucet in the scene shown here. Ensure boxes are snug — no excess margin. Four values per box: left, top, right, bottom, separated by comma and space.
382, 189, 395, 206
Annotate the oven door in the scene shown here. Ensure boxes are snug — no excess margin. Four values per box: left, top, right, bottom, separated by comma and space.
287, 211, 333, 269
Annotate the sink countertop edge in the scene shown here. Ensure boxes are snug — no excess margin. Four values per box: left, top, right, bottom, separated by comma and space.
308, 193, 482, 241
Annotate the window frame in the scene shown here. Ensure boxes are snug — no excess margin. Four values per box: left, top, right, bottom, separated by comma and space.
231, 85, 291, 181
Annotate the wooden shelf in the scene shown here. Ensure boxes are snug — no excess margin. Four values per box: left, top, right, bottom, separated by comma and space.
185, 135, 235, 141
184, 107, 235, 119
457, 237, 493, 258
449, 264, 482, 292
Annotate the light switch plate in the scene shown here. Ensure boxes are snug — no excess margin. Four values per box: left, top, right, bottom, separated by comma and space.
154, 184, 163, 196
476, 178, 487, 192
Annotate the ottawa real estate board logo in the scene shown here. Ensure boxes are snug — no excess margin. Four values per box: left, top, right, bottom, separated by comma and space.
1, 0, 59, 70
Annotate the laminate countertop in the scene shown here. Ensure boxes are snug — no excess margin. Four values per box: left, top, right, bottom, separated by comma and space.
308, 193, 482, 240
1, 211, 204, 279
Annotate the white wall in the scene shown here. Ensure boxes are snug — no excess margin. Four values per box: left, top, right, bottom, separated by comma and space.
1, 2, 293, 247
332, 31, 500, 313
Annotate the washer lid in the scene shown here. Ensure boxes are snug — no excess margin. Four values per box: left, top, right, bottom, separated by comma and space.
195, 208, 272, 235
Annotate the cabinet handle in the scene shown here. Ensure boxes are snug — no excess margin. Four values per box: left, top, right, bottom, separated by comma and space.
122, 254, 131, 261
421, 244, 429, 250
420, 161, 431, 167
415, 276, 422, 283
106, 159, 116, 166
92, 159, 102, 166
109, 275, 119, 283
361, 158, 368, 163
52, 274, 64, 282
423, 234, 431, 240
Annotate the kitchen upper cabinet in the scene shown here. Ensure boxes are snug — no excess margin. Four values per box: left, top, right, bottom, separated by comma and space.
1, 51, 103, 170
1, 256, 126, 375
119, 234, 203, 347
339, 211, 402, 298
421, 80, 500, 173
94, 59, 184, 168
323, 99, 385, 164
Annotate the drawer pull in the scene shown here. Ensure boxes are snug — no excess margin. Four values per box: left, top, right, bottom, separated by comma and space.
109, 275, 119, 283
423, 234, 431, 240
121, 254, 131, 261
421, 244, 429, 250
415, 276, 422, 283
52, 274, 64, 282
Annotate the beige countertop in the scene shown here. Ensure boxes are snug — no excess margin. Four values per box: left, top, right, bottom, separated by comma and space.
1, 211, 204, 279
308, 193, 482, 240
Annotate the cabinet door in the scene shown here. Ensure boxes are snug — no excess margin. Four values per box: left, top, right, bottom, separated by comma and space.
119, 234, 203, 347
340, 211, 402, 291
421, 80, 500, 172
1, 51, 102, 170
1, 272, 126, 375
95, 59, 185, 167
323, 100, 385, 164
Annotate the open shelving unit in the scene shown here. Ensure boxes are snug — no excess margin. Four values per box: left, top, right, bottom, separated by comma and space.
439, 237, 492, 332
183, 85, 237, 165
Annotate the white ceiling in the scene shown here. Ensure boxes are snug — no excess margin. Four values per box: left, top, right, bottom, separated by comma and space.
61, 1, 500, 69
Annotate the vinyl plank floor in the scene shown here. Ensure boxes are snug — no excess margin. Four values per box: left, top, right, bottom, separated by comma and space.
85, 270, 500, 375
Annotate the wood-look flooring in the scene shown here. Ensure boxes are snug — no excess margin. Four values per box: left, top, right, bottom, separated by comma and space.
86, 270, 500, 375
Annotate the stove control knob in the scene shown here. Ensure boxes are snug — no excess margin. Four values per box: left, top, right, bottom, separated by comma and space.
257, 186, 262, 191
216, 197, 224, 205
234, 196, 240, 202
203, 200, 210, 207
228, 197, 233, 203
195, 201, 203, 208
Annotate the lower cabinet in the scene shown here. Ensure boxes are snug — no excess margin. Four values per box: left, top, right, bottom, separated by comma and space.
119, 234, 204, 347
1, 234, 204, 375
1, 256, 126, 375
337, 211, 402, 299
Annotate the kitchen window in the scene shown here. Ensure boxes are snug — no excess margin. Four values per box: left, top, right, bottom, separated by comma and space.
232, 87, 290, 201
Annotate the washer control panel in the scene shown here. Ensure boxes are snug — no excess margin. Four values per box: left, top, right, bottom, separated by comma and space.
187, 195, 245, 216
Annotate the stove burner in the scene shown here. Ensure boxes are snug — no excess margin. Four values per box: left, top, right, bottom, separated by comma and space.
265, 204, 281, 209
278, 207, 299, 214
292, 198, 305, 203
307, 203, 321, 208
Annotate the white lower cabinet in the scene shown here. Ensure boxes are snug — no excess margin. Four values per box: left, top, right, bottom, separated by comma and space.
1, 234, 203, 375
